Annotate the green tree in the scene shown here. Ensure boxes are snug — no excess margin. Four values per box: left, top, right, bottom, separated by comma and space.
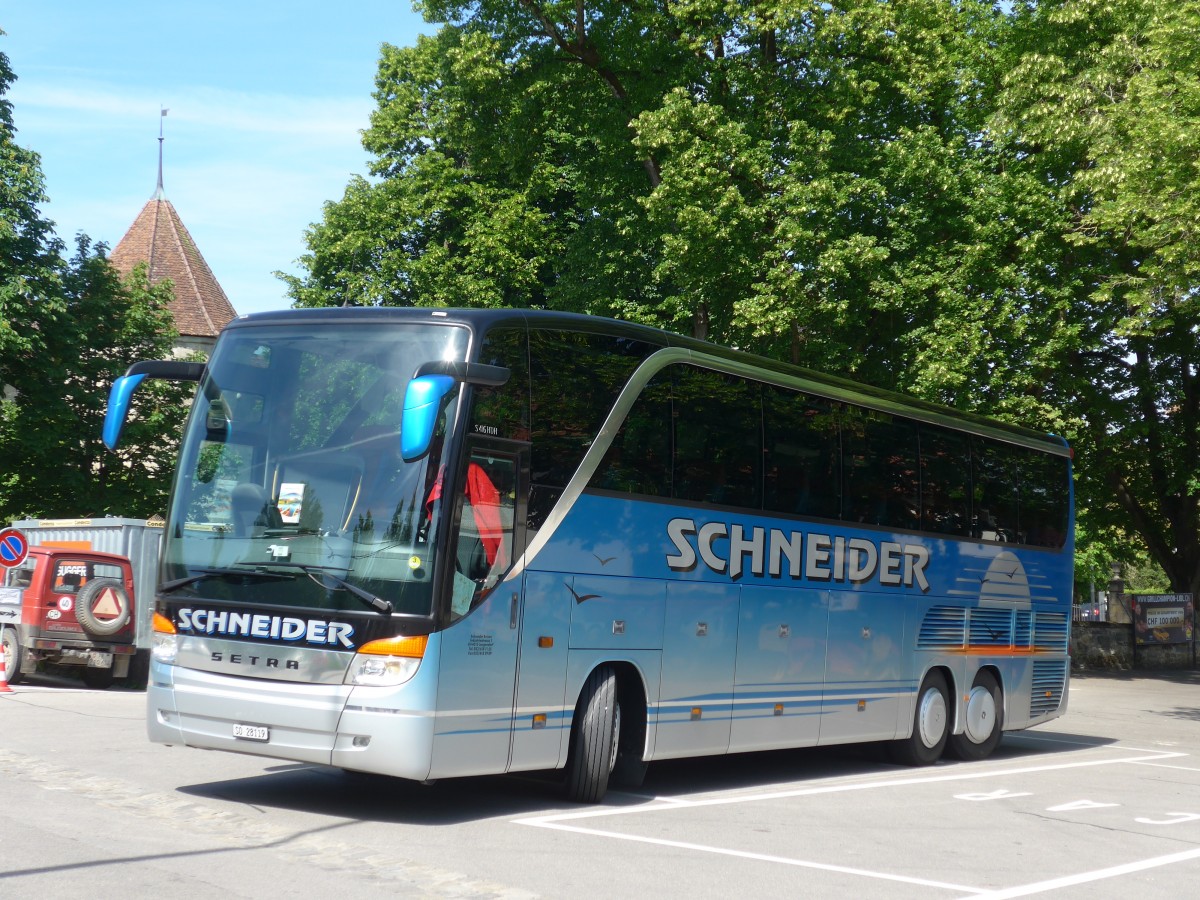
0, 43, 65, 394
995, 0, 1200, 595
285, 1, 1070, 427
0, 46, 188, 522
285, 0, 1200, 597
0, 241, 185, 520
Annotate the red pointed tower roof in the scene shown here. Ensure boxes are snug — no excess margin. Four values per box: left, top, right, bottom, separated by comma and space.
110, 125, 237, 341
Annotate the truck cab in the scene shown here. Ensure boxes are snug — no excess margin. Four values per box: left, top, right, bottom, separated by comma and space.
0, 546, 137, 688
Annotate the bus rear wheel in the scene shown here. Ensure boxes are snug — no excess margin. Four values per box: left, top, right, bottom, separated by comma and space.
565, 666, 620, 803
889, 670, 949, 766
947, 670, 1003, 761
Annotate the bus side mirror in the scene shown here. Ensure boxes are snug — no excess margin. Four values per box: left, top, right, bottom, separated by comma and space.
401, 375, 456, 461
400, 362, 509, 461
103, 373, 148, 450
103, 360, 206, 451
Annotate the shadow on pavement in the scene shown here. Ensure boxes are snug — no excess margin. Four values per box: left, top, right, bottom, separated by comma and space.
176, 729, 1116, 827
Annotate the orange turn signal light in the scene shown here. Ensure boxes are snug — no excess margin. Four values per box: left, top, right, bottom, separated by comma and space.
357, 635, 429, 658
152, 611, 177, 634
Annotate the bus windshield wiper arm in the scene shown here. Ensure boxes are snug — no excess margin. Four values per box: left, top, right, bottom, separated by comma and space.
253, 562, 394, 614
160, 567, 296, 594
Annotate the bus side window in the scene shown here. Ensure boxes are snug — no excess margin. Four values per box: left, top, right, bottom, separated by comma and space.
972, 438, 1020, 542
449, 449, 517, 619
592, 373, 672, 497
672, 366, 762, 509
842, 410, 919, 531
920, 426, 972, 537
1016, 447, 1069, 548
763, 385, 841, 520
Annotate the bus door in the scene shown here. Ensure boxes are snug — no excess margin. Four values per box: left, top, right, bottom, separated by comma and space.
429, 440, 527, 778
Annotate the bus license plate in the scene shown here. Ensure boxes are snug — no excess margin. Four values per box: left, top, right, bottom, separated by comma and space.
233, 723, 269, 742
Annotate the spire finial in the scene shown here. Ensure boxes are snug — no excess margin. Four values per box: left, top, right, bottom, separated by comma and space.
155, 107, 169, 199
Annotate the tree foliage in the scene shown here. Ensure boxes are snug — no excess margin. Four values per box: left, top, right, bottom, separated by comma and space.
996, 0, 1200, 595
284, 1, 1200, 594
0, 47, 186, 523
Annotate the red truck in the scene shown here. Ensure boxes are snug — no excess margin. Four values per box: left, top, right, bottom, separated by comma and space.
0, 545, 137, 688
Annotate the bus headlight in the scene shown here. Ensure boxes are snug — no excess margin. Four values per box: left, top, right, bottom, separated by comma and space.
151, 611, 178, 664
346, 634, 428, 687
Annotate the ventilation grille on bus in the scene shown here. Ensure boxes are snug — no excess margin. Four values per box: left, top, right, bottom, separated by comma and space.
1034, 612, 1069, 651
917, 606, 966, 650
969, 607, 1014, 648
1030, 659, 1068, 717
1015, 610, 1033, 648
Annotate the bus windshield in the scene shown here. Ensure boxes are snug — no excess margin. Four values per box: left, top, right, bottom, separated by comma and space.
163, 321, 469, 618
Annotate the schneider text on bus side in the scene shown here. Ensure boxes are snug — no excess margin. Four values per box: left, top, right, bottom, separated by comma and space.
665, 517, 932, 590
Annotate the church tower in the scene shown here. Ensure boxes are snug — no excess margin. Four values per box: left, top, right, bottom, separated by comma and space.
110, 114, 237, 357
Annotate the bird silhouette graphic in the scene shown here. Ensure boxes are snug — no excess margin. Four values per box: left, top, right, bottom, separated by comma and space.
566, 583, 601, 604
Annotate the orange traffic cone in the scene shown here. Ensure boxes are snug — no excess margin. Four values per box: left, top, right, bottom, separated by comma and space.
0, 652, 12, 693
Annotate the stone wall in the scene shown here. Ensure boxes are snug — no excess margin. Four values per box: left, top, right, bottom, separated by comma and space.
1071, 623, 1134, 670
1071, 622, 1197, 671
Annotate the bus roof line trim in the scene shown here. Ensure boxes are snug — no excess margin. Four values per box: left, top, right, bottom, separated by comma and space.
675, 349, 1071, 457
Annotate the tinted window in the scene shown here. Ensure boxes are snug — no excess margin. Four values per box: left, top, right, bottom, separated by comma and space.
920, 426, 972, 536
672, 367, 763, 509
529, 330, 656, 491
473, 327, 529, 441
763, 385, 841, 520
842, 409, 920, 530
583, 354, 1069, 550
972, 438, 1020, 542
592, 372, 672, 497
1016, 447, 1070, 548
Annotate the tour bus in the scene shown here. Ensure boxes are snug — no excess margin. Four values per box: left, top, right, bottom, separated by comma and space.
104, 308, 1073, 802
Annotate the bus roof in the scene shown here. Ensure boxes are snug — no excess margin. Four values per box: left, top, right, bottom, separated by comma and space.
227, 307, 1069, 455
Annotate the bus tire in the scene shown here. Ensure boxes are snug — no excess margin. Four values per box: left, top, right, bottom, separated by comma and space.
889, 670, 949, 766
946, 670, 1003, 761
2, 626, 27, 685
74, 578, 132, 637
565, 665, 620, 803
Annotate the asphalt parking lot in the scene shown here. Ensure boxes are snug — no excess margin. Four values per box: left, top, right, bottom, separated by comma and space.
2, 670, 1198, 898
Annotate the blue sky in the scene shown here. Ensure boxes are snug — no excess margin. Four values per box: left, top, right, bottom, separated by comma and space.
3, 2, 429, 315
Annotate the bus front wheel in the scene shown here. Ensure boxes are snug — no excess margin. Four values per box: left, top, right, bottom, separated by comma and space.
889, 670, 949, 766
565, 666, 620, 803
946, 670, 1003, 761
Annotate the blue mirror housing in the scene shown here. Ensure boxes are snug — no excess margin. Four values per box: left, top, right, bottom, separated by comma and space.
401, 374, 456, 461
103, 373, 147, 450
102, 360, 205, 451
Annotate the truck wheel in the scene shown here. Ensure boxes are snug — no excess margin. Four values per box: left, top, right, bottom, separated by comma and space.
74, 578, 132, 637
564, 666, 620, 803
2, 626, 27, 685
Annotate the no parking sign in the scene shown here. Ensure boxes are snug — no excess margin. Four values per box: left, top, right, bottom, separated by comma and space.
0, 527, 29, 568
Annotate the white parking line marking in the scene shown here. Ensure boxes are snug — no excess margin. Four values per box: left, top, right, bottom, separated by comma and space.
1134, 812, 1200, 826
520, 821, 988, 895
514, 747, 1191, 894
959, 846, 1200, 899
518, 749, 1186, 827
955, 790, 1033, 801
1129, 759, 1200, 773
1045, 799, 1119, 812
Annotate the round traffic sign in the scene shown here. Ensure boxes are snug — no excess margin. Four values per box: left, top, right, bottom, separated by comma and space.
0, 527, 29, 568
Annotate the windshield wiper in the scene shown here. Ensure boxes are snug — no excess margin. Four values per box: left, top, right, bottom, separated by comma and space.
160, 567, 296, 594
250, 562, 394, 614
